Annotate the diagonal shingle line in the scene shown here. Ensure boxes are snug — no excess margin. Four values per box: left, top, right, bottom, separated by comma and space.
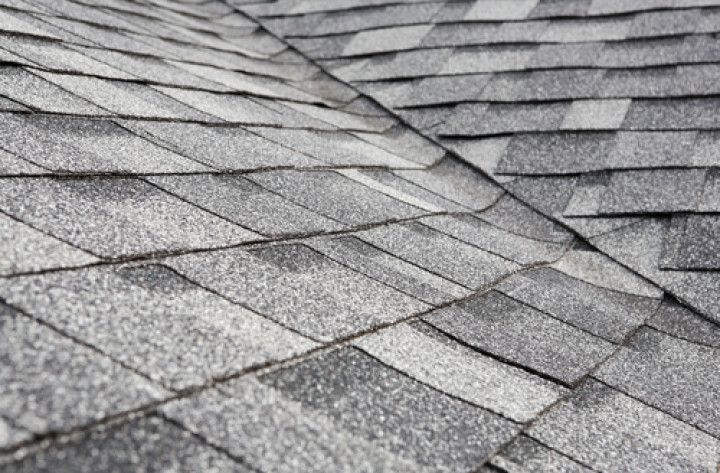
225, 2, 720, 467
0, 229, 575, 457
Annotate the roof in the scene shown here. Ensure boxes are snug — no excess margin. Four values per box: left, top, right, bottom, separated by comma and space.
0, 0, 718, 471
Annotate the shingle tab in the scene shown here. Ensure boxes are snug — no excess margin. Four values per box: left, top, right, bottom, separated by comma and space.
355, 322, 566, 421
0, 177, 258, 258
262, 348, 520, 470
0, 264, 317, 389
308, 235, 470, 305
426, 291, 615, 384
0, 114, 207, 173
248, 170, 424, 226
3, 416, 251, 472
596, 327, 720, 437
661, 215, 720, 270
497, 268, 660, 342
527, 380, 720, 472
0, 303, 166, 443
167, 244, 429, 341
147, 174, 343, 237
361, 222, 520, 288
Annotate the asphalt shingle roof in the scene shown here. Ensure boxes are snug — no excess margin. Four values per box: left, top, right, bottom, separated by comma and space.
1, 0, 719, 471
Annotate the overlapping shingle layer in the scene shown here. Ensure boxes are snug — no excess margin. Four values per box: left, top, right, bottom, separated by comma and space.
0, 0, 718, 471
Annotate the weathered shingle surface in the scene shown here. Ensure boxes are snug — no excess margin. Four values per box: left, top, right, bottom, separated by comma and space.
0, 0, 718, 471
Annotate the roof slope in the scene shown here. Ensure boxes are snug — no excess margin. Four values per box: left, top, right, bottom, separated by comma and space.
0, 0, 718, 471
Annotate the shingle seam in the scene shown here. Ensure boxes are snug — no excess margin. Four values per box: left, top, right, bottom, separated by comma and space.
0, 209, 456, 279
413, 218, 562, 267
355, 344, 523, 424
488, 434, 603, 473
590, 375, 720, 441
155, 413, 264, 473
472, 300, 666, 472
643, 322, 720, 352
307, 236, 467, 304
1, 297, 169, 391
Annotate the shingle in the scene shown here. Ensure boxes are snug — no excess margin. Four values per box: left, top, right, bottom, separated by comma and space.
480, 70, 604, 101
121, 121, 318, 170
360, 222, 520, 288
0, 177, 258, 258
540, 18, 631, 42
421, 23, 503, 47
605, 131, 698, 168
0, 213, 97, 276
648, 299, 720, 348
0, 114, 207, 173
691, 130, 720, 166
352, 127, 445, 166
0, 67, 104, 114
281, 100, 395, 132
0, 264, 316, 389
0, 36, 132, 78
490, 435, 593, 473
150, 86, 282, 124
147, 174, 342, 237
356, 169, 466, 212
355, 322, 566, 422
341, 25, 432, 56
479, 194, 574, 243
529, 0, 591, 17
291, 34, 350, 59
597, 34, 720, 68
169, 381, 431, 473
396, 74, 490, 107
596, 327, 720, 437
527, 42, 603, 69
76, 47, 228, 90
422, 214, 568, 265
506, 175, 578, 216
0, 148, 43, 174
440, 45, 536, 75
561, 99, 630, 130
527, 380, 720, 473
463, 0, 539, 20
425, 291, 615, 384
261, 348, 520, 471
441, 102, 569, 136
0, 8, 59, 37
248, 127, 417, 167
331, 49, 454, 81
308, 235, 470, 305
0, 303, 166, 442
32, 71, 210, 119
590, 218, 720, 322
311, 3, 443, 35
699, 167, 720, 210
623, 97, 720, 130
162, 353, 508, 473
337, 169, 446, 212
661, 215, 720, 270
395, 158, 504, 210
629, 8, 701, 38
4, 416, 251, 472
249, 170, 424, 226
497, 132, 617, 175
167, 244, 429, 342
497, 267, 659, 342
551, 247, 662, 298
599, 169, 705, 214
